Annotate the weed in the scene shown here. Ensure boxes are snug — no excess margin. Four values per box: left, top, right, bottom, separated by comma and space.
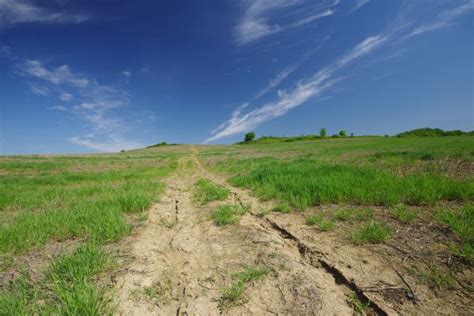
268, 252, 277, 258
352, 221, 391, 245
306, 214, 323, 226
194, 179, 229, 205
389, 205, 418, 223
333, 208, 352, 221
353, 208, 374, 221
219, 266, 269, 309
159, 218, 176, 228
142, 278, 172, 305
306, 214, 336, 231
212, 204, 250, 226
219, 281, 246, 308
271, 203, 291, 213
348, 293, 369, 315
418, 263, 454, 290
255, 208, 270, 218
436, 204, 474, 263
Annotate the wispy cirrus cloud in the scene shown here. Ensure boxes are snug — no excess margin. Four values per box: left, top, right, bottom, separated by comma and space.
22, 60, 90, 88
0, 0, 88, 27
347, 0, 370, 15
405, 1, 474, 38
234, 0, 338, 45
255, 66, 297, 98
205, 34, 386, 143
19, 59, 146, 152
207, 1, 473, 143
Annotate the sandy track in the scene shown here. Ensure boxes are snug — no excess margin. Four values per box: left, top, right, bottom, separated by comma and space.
115, 147, 357, 315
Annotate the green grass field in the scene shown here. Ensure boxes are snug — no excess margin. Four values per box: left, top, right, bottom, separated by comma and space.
1, 135, 473, 314
202, 136, 473, 259
0, 151, 179, 314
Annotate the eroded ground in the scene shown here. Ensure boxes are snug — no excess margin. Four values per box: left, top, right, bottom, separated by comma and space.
114, 145, 473, 315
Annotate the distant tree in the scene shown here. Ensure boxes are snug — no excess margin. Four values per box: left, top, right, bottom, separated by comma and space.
244, 132, 256, 142
350, 133, 354, 137
384, 134, 389, 138
339, 130, 347, 137
121, 149, 126, 152
319, 128, 327, 138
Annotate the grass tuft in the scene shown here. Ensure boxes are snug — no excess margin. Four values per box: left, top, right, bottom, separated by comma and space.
219, 266, 269, 309
212, 204, 250, 226
271, 203, 292, 213
436, 204, 473, 263
193, 179, 229, 205
389, 205, 418, 223
306, 214, 336, 231
352, 221, 391, 245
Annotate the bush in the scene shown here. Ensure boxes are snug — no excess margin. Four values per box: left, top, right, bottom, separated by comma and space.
339, 130, 347, 137
319, 128, 327, 138
244, 132, 256, 142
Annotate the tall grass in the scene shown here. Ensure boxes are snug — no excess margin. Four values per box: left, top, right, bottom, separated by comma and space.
436, 204, 474, 263
0, 243, 113, 315
0, 153, 179, 314
227, 159, 472, 209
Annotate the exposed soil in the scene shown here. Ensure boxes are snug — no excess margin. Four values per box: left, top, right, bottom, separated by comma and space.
114, 146, 473, 315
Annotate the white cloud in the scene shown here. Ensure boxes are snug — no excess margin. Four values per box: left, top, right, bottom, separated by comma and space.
234, 0, 338, 45
49, 105, 67, 111
0, 0, 88, 26
121, 71, 131, 77
28, 82, 51, 96
290, 9, 334, 27
69, 134, 144, 152
59, 92, 73, 102
337, 35, 387, 67
255, 66, 296, 98
20, 59, 148, 152
405, 1, 474, 38
22, 60, 90, 88
206, 34, 386, 143
348, 0, 370, 15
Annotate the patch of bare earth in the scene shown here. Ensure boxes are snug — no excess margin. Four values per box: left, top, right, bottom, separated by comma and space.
115, 148, 354, 315
115, 147, 472, 315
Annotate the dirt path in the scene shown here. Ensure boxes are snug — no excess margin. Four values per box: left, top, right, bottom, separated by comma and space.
115, 146, 358, 315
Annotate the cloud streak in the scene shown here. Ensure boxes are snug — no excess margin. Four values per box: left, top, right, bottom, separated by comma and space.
22, 60, 90, 88
347, 0, 370, 15
405, 1, 474, 38
0, 0, 88, 26
255, 66, 297, 98
207, 1, 473, 143
234, 0, 338, 45
205, 34, 386, 143
19, 60, 145, 152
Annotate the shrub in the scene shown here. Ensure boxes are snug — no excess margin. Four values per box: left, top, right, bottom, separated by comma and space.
319, 128, 327, 138
339, 130, 347, 137
244, 132, 256, 142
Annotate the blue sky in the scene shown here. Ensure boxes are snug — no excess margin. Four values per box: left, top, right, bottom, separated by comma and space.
0, 0, 473, 154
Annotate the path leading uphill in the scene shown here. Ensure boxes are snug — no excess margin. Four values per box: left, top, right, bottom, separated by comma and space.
115, 146, 466, 315
115, 146, 356, 315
